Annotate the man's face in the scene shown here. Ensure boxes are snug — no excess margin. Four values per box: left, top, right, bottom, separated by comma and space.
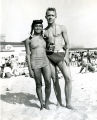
34, 24, 43, 34
46, 10, 56, 24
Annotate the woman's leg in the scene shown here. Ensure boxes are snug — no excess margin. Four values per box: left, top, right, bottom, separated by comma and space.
33, 68, 43, 110
42, 65, 51, 109
57, 61, 72, 109
50, 62, 62, 106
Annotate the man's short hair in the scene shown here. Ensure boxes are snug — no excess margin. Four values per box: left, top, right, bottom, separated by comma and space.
46, 7, 57, 16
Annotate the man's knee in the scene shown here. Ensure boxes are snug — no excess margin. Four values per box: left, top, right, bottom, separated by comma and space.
36, 82, 42, 89
51, 71, 58, 83
51, 74, 55, 81
45, 80, 51, 89
52, 74, 59, 84
65, 75, 71, 84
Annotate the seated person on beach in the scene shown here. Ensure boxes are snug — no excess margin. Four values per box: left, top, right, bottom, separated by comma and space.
79, 60, 95, 73
2, 59, 12, 78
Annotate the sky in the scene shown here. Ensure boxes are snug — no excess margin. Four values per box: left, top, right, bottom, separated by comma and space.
1, 0, 97, 48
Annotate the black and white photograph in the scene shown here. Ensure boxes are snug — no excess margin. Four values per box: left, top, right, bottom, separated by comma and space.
0, 0, 97, 120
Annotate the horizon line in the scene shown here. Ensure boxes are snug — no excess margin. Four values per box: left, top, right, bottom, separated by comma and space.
0, 41, 97, 50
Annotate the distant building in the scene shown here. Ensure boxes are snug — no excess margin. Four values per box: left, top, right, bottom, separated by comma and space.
0, 34, 26, 52
0, 41, 25, 52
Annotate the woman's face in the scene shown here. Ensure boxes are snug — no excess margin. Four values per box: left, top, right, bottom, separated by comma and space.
34, 24, 43, 34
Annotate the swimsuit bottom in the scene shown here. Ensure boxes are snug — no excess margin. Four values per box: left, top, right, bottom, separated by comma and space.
31, 57, 49, 69
47, 52, 65, 64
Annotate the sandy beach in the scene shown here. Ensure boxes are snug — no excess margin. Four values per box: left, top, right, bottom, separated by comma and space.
0, 66, 97, 120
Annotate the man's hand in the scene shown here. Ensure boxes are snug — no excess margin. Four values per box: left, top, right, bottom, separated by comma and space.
63, 47, 69, 66
64, 57, 69, 66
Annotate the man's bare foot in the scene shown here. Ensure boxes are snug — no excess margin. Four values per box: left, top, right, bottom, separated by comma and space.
56, 103, 65, 107
44, 104, 50, 110
60, 104, 65, 107
66, 105, 74, 110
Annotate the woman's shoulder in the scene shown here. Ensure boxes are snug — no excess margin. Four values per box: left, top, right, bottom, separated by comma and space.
24, 38, 31, 44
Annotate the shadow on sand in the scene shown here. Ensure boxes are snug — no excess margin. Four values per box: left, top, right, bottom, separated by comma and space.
0, 92, 56, 109
0, 92, 40, 109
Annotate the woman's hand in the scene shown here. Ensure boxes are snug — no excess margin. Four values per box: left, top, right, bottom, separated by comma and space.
29, 69, 34, 78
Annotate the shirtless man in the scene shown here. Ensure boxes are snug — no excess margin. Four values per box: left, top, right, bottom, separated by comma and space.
44, 7, 73, 109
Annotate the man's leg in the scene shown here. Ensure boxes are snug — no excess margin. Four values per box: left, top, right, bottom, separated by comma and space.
33, 68, 43, 110
42, 65, 51, 109
50, 62, 62, 106
58, 61, 72, 109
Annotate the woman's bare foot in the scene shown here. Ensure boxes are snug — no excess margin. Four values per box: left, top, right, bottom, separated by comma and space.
40, 104, 44, 110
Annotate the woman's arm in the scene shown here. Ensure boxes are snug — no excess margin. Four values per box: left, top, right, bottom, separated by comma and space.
24, 39, 34, 77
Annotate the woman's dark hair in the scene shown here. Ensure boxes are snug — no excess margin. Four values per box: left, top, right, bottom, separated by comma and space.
29, 19, 43, 39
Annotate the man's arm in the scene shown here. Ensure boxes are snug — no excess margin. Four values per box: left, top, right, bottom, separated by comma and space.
61, 25, 70, 65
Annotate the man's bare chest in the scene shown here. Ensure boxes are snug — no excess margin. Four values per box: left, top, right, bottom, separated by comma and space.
44, 25, 62, 38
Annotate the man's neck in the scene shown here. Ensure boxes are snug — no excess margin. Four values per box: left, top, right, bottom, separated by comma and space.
48, 23, 56, 28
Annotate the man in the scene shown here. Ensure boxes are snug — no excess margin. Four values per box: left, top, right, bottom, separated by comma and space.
44, 7, 73, 109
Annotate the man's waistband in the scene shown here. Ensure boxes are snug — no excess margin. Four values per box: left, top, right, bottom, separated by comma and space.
54, 49, 65, 53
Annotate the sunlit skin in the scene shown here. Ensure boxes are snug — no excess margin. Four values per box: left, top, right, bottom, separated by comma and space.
45, 11, 57, 25
34, 24, 43, 35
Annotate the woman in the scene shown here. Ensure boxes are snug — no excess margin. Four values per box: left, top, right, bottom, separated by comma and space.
24, 20, 51, 110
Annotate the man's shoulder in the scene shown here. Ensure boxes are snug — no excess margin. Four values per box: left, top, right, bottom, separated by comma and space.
57, 24, 67, 31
